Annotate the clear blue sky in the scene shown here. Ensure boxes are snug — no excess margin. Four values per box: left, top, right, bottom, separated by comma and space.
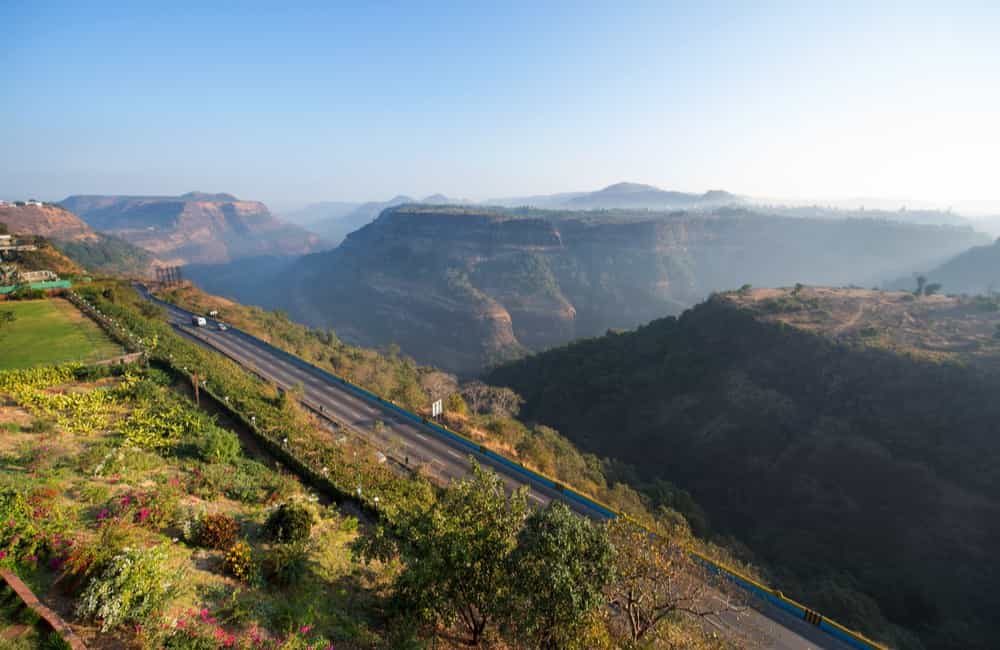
2, 1, 998, 211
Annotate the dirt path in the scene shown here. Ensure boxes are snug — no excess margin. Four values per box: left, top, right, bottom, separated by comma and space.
834, 301, 866, 334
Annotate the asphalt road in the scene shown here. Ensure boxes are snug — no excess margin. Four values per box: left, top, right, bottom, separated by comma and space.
138, 285, 862, 650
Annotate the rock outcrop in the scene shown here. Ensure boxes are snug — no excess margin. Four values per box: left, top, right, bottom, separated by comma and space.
0, 203, 97, 241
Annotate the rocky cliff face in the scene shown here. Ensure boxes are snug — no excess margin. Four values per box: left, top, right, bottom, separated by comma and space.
0, 203, 98, 241
191, 205, 990, 374
0, 203, 158, 277
60, 192, 326, 265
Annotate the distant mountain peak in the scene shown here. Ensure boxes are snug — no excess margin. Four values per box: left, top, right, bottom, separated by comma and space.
180, 191, 239, 202
598, 182, 662, 194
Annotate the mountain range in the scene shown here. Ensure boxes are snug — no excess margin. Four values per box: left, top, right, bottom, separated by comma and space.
185, 204, 989, 374
284, 182, 998, 244
289, 183, 743, 243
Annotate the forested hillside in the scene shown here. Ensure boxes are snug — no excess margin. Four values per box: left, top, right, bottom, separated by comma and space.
55, 232, 156, 277
488, 288, 1000, 650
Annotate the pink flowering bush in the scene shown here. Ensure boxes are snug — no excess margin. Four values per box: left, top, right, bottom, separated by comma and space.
98, 487, 180, 530
151, 607, 333, 649
0, 489, 72, 569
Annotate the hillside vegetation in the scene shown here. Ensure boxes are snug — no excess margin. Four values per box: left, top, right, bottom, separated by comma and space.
56, 233, 156, 278
156, 283, 432, 410
5, 239, 83, 276
0, 284, 755, 648
187, 204, 989, 374
0, 362, 389, 648
154, 283, 731, 543
488, 287, 1000, 650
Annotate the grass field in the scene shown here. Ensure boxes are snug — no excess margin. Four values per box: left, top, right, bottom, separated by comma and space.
0, 299, 123, 370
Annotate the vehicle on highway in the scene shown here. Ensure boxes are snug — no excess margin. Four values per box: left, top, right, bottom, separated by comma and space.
217, 322, 229, 331
192, 315, 207, 327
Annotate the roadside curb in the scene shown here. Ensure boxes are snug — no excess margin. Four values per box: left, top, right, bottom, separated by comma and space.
1, 569, 87, 650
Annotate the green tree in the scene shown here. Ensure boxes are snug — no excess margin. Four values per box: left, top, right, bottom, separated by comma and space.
915, 275, 927, 296
446, 392, 468, 416
924, 282, 942, 296
357, 462, 528, 645
505, 502, 615, 649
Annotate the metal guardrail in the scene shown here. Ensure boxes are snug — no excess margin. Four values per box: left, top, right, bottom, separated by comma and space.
145, 291, 886, 650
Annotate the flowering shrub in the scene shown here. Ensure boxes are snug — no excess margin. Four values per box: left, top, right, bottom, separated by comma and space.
152, 608, 333, 649
0, 491, 44, 567
197, 513, 240, 551
77, 544, 181, 631
223, 542, 257, 584
0, 489, 72, 570
64, 521, 140, 592
99, 488, 180, 530
264, 503, 314, 544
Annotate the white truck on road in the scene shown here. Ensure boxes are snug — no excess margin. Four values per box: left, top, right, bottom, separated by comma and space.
192, 315, 207, 327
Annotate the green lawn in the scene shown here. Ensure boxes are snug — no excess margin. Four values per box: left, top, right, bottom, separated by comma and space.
0, 299, 124, 370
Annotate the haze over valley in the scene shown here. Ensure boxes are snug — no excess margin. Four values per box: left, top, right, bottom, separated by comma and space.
183, 196, 992, 373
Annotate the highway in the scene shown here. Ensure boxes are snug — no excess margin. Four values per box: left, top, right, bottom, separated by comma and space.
137, 284, 862, 650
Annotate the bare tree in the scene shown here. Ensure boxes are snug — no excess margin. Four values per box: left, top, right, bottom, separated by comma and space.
460, 381, 524, 418
606, 520, 745, 646
420, 370, 458, 402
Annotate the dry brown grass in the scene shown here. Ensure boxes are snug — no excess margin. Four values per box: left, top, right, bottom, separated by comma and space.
725, 286, 1000, 366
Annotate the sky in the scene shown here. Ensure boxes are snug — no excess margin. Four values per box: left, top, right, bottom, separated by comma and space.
2, 1, 998, 212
